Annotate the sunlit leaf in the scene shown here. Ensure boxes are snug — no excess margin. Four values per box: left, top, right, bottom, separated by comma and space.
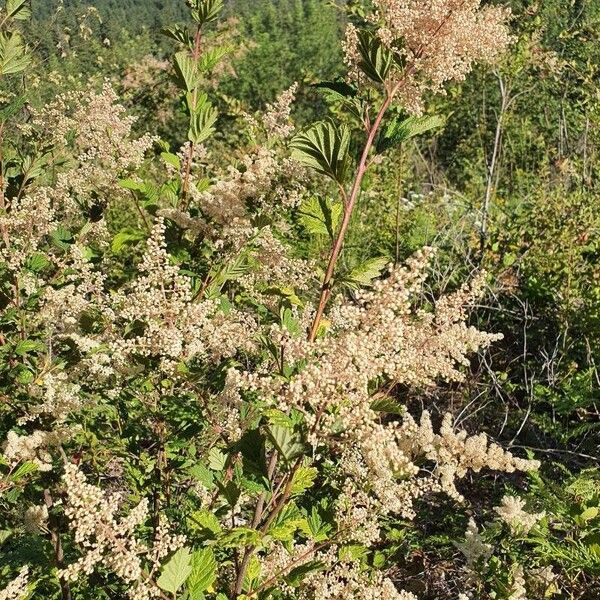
290, 120, 350, 184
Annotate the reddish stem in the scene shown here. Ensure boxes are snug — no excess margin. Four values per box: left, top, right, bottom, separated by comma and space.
307, 80, 403, 342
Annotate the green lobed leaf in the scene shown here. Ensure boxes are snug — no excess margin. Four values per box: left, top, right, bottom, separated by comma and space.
346, 256, 389, 289
161, 152, 181, 170
290, 119, 351, 184
157, 547, 193, 595
0, 31, 31, 76
370, 397, 405, 415
111, 230, 146, 254
313, 80, 357, 99
188, 463, 215, 490
266, 424, 306, 463
187, 547, 217, 597
161, 25, 191, 46
26, 253, 50, 273
356, 30, 393, 84
297, 196, 342, 239
5, 0, 32, 21
188, 94, 218, 144
207, 447, 227, 471
190, 0, 224, 26
290, 466, 318, 496
218, 527, 261, 548
14, 339, 44, 356
173, 51, 200, 92
9, 461, 38, 481
377, 114, 445, 153
199, 45, 232, 72
188, 510, 222, 536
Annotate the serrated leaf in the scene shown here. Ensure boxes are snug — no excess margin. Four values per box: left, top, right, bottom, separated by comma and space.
266, 425, 306, 463
285, 561, 324, 587
370, 397, 405, 415
187, 547, 217, 597
339, 544, 368, 562
314, 81, 365, 121
206, 249, 254, 296
199, 45, 231, 72
6, 0, 31, 21
268, 517, 307, 542
290, 120, 350, 184
14, 339, 44, 356
0, 31, 31, 76
377, 114, 445, 153
118, 178, 145, 191
9, 461, 38, 480
174, 51, 200, 92
111, 230, 146, 254
313, 80, 357, 99
16, 368, 34, 384
188, 463, 214, 490
243, 554, 261, 592
188, 510, 222, 536
216, 479, 241, 507
306, 504, 332, 542
580, 507, 599, 522
161, 152, 181, 170
191, 0, 224, 26
161, 25, 191, 45
219, 527, 261, 548
49, 226, 73, 251
207, 447, 227, 471
26, 253, 50, 273
157, 547, 193, 595
357, 30, 393, 84
265, 409, 295, 429
298, 196, 342, 239
346, 256, 389, 289
290, 466, 318, 495
280, 307, 301, 336
188, 94, 218, 144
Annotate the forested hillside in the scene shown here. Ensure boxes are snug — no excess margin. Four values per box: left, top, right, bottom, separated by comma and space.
1, 1, 598, 599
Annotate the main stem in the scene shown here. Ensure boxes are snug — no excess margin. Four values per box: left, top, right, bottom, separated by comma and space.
307, 84, 400, 342
233, 83, 403, 599
180, 25, 203, 208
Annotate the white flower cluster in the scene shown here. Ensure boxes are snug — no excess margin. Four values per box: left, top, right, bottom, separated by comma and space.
24, 504, 49, 534
223, 249, 539, 593
2, 430, 66, 472
262, 83, 299, 139
455, 518, 492, 567
300, 555, 417, 600
108, 218, 258, 374
59, 463, 185, 600
507, 564, 528, 600
494, 495, 545, 534
0, 566, 30, 600
343, 0, 512, 113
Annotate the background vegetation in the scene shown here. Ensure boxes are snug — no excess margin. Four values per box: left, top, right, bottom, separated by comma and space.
0, 0, 598, 599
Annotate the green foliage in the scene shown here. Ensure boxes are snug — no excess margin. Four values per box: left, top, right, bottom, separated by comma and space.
0, 1, 598, 600
290, 119, 350, 184
356, 29, 393, 84
377, 114, 446, 154
158, 547, 193, 595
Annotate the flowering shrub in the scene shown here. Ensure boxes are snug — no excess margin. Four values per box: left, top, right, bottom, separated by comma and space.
0, 1, 553, 599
